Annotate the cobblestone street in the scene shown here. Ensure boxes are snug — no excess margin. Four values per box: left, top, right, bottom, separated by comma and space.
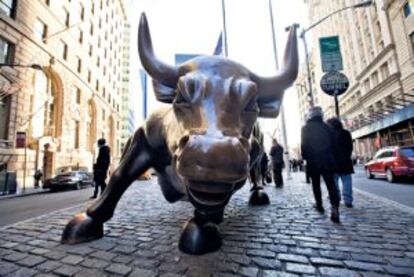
1, 173, 414, 276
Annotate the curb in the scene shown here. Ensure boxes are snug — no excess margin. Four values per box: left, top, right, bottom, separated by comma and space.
0, 189, 49, 200
354, 187, 414, 215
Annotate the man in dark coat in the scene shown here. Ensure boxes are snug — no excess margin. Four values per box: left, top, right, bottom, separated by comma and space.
327, 117, 354, 208
270, 138, 284, 188
301, 106, 340, 223
91, 138, 111, 199
260, 152, 270, 186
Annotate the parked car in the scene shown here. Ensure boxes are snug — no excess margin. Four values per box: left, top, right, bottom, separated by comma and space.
43, 166, 93, 191
364, 146, 414, 182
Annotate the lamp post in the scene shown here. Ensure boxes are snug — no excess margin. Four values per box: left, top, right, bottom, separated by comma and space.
299, 0, 373, 108
269, 0, 298, 180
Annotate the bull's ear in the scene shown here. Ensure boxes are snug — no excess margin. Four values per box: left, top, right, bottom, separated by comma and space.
252, 24, 299, 118
152, 79, 176, 103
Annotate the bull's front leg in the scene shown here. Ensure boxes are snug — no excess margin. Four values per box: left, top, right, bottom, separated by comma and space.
61, 128, 152, 244
178, 208, 224, 255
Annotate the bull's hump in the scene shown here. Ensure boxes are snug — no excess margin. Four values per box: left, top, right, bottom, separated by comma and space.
181, 56, 250, 78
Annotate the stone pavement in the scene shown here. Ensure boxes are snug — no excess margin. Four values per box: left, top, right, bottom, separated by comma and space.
0, 173, 414, 277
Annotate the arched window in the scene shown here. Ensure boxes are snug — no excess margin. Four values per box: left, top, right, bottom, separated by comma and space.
32, 70, 53, 139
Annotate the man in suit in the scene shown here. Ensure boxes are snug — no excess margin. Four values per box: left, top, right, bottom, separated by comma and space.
91, 138, 111, 199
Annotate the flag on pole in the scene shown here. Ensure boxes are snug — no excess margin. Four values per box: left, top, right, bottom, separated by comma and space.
213, 32, 223, 56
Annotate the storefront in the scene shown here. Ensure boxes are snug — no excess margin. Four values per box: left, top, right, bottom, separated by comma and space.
352, 103, 414, 162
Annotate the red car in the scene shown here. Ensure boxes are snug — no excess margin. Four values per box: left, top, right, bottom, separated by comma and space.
365, 146, 414, 182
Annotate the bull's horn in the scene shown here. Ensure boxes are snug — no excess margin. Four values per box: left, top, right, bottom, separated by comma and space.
138, 13, 179, 88
251, 24, 299, 117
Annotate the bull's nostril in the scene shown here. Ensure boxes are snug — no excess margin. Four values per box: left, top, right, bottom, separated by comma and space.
179, 135, 190, 149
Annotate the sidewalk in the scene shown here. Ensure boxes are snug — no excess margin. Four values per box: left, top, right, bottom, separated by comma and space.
0, 173, 414, 276
0, 187, 48, 200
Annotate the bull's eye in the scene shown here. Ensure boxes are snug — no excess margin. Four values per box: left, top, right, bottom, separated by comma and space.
174, 77, 196, 105
244, 95, 259, 113
174, 90, 187, 104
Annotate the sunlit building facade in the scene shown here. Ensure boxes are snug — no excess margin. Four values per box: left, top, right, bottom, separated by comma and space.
0, 0, 128, 192
300, 0, 414, 160
120, 23, 135, 153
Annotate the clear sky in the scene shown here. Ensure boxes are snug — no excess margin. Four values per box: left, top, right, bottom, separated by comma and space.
129, 0, 309, 150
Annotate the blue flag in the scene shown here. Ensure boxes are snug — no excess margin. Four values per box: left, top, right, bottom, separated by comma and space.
213, 32, 223, 56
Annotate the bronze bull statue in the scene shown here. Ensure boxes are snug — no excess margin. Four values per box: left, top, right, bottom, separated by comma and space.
62, 13, 298, 255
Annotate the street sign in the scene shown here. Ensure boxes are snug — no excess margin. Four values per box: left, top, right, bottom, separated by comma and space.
320, 71, 349, 96
319, 36, 343, 72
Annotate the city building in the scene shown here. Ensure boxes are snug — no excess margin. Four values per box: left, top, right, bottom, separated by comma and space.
120, 23, 135, 153
0, 0, 128, 193
299, 0, 414, 161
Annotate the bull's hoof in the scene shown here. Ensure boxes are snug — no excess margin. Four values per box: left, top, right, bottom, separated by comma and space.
178, 218, 221, 255
249, 189, 270, 205
61, 213, 103, 244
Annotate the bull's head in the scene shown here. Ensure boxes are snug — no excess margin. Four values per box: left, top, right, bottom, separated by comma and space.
138, 13, 298, 210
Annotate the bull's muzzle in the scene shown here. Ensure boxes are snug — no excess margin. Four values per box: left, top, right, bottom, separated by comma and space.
176, 135, 249, 207
177, 135, 249, 183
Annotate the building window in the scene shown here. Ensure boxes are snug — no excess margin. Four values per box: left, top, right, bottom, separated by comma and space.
77, 57, 82, 73
90, 22, 94, 35
60, 40, 68, 60
87, 70, 91, 83
91, 2, 94, 14
0, 0, 16, 18
404, 2, 412, 18
64, 8, 70, 27
95, 80, 99, 91
34, 19, 48, 41
88, 44, 93, 56
45, 0, 50, 5
78, 29, 83, 44
380, 62, 390, 79
80, 4, 84, 20
75, 121, 80, 149
76, 88, 81, 104
372, 71, 379, 87
0, 36, 14, 64
102, 108, 105, 121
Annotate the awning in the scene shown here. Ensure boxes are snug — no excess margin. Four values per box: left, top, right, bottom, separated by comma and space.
352, 103, 414, 139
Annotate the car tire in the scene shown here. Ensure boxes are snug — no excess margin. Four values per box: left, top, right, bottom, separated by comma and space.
386, 168, 395, 183
365, 168, 373, 179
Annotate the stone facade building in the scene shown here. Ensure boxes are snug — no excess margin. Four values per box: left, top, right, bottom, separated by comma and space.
299, 0, 414, 160
120, 23, 135, 153
0, 0, 128, 193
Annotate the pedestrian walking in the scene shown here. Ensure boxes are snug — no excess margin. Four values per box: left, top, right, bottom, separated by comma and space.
327, 117, 354, 208
34, 169, 42, 189
301, 106, 340, 223
91, 138, 111, 199
270, 138, 284, 188
260, 152, 271, 186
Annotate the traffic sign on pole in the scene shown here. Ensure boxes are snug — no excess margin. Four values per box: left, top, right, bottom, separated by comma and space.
319, 36, 343, 72
320, 71, 349, 96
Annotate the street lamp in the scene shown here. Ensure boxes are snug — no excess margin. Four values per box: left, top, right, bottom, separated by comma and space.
299, 0, 373, 108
